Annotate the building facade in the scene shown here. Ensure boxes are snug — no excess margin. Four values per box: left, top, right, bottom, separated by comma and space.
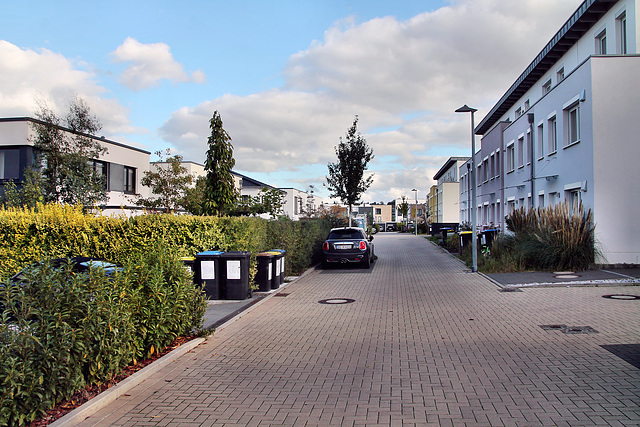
433, 157, 469, 223
0, 117, 151, 216
470, 0, 640, 263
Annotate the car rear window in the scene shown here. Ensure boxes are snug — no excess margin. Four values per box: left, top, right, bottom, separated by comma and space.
328, 229, 364, 240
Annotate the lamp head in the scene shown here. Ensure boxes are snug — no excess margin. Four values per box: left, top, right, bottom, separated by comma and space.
455, 105, 478, 113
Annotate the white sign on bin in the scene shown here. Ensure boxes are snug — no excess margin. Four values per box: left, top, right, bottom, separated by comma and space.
201, 261, 215, 280
268, 263, 272, 280
227, 260, 241, 280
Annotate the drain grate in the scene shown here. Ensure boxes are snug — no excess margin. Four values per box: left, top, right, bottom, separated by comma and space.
540, 324, 598, 334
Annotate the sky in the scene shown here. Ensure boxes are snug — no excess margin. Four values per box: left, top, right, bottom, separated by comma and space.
1, 0, 583, 204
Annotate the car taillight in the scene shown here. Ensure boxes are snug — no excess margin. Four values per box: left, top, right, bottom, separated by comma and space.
323, 242, 329, 251
359, 241, 367, 250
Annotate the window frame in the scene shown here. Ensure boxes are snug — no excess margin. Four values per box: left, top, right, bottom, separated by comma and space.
506, 142, 515, 173
547, 114, 558, 155
124, 166, 136, 194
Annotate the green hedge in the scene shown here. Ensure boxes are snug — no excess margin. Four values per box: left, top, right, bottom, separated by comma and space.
0, 204, 331, 425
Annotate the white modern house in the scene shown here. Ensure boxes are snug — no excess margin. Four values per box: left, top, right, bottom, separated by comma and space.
279, 187, 324, 220
433, 157, 469, 224
468, 0, 640, 264
0, 117, 151, 216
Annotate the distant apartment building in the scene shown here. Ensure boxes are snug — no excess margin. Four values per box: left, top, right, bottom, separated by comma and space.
371, 203, 393, 224
279, 187, 324, 220
468, 0, 640, 263
426, 185, 437, 223
0, 117, 150, 216
433, 156, 469, 223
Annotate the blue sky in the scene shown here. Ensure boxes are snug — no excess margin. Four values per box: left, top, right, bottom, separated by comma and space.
1, 0, 581, 203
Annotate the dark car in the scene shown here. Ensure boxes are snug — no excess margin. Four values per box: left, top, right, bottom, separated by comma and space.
322, 227, 375, 268
10, 257, 122, 284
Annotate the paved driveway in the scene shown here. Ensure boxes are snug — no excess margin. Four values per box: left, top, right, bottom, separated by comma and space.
76, 233, 640, 426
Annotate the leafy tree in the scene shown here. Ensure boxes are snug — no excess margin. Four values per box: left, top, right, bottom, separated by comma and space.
183, 176, 207, 215
30, 97, 108, 206
135, 149, 194, 213
1, 168, 43, 209
326, 116, 374, 226
230, 187, 284, 218
202, 111, 237, 216
398, 196, 409, 228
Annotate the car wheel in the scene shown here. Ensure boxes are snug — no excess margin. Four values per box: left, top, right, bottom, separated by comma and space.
362, 255, 371, 269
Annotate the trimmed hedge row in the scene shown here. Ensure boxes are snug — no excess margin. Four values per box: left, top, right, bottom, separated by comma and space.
0, 204, 331, 280
0, 204, 331, 425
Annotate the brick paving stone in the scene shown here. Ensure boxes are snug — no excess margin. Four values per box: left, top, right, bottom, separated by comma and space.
72, 233, 640, 426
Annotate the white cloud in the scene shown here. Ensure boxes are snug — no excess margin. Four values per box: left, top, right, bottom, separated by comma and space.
0, 40, 136, 135
111, 37, 205, 91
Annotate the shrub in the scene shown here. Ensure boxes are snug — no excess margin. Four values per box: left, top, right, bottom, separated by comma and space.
475, 202, 597, 272
0, 244, 206, 425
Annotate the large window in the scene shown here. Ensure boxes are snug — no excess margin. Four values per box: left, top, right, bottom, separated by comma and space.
0, 149, 20, 180
548, 115, 558, 154
517, 136, 524, 168
617, 11, 627, 54
124, 166, 136, 194
90, 160, 109, 190
537, 124, 544, 160
595, 29, 607, 54
564, 104, 580, 146
506, 143, 515, 173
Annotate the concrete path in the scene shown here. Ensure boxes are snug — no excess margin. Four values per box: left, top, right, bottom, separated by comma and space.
72, 233, 640, 426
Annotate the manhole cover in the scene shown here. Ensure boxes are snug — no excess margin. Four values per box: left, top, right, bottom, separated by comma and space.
603, 294, 640, 300
540, 324, 568, 331
563, 326, 598, 334
318, 298, 355, 305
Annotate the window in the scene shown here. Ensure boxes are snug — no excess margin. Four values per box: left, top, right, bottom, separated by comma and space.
506, 143, 515, 172
515, 107, 522, 118
548, 116, 558, 154
595, 29, 607, 54
90, 160, 109, 190
124, 166, 136, 194
375, 208, 381, 215
538, 194, 545, 209
507, 199, 516, 213
564, 103, 580, 146
537, 124, 544, 159
524, 99, 530, 110
482, 158, 489, 182
0, 149, 20, 180
567, 189, 581, 213
490, 154, 495, 179
549, 192, 557, 206
495, 151, 500, 178
557, 67, 565, 82
617, 11, 627, 54
517, 136, 524, 168
526, 132, 532, 164
542, 79, 552, 95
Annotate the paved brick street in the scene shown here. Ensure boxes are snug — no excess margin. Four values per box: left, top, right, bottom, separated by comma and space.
76, 233, 640, 426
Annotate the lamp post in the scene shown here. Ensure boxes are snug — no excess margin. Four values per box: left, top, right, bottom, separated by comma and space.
455, 105, 478, 273
411, 189, 418, 236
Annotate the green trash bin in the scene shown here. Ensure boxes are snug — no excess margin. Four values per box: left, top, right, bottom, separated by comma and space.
256, 252, 274, 292
195, 251, 224, 299
221, 251, 251, 300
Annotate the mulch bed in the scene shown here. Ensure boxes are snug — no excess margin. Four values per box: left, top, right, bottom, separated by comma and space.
27, 335, 196, 426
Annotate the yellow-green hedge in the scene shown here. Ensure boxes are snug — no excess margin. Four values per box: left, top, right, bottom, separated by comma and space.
0, 204, 331, 280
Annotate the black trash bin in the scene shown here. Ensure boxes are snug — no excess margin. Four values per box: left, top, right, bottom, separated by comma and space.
220, 251, 251, 300
270, 249, 286, 285
441, 227, 452, 245
195, 251, 224, 299
265, 251, 281, 290
180, 256, 196, 274
256, 252, 274, 292
459, 231, 472, 254
482, 229, 499, 248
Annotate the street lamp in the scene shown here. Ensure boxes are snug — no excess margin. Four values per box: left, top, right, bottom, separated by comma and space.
411, 189, 418, 236
455, 104, 478, 273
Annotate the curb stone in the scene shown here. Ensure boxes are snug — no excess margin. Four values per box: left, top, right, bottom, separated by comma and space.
50, 337, 206, 426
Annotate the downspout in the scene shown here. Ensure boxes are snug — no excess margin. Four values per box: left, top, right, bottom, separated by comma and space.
528, 113, 535, 209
